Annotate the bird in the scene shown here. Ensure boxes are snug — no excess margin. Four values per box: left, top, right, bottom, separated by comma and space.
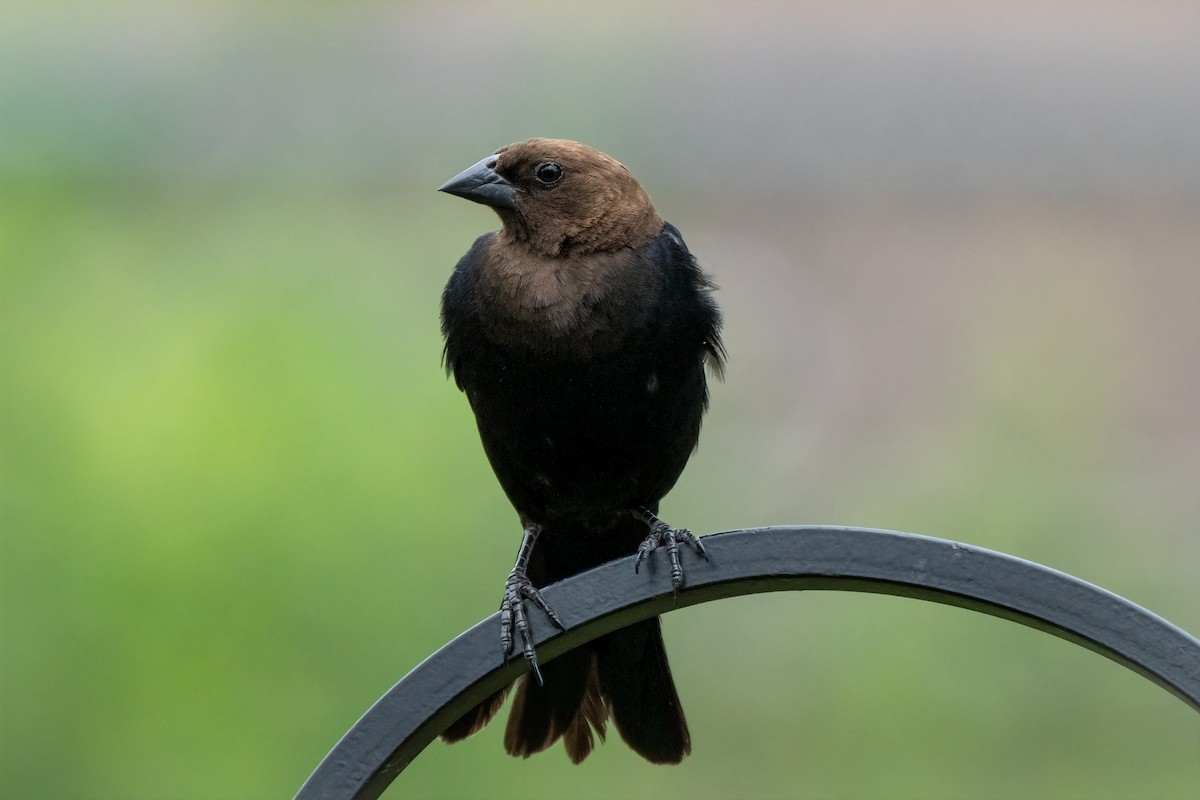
436, 138, 723, 764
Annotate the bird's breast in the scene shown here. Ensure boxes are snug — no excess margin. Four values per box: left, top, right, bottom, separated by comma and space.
475, 241, 662, 358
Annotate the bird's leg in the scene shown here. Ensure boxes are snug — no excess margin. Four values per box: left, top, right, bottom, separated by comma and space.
631, 508, 709, 593
499, 522, 565, 686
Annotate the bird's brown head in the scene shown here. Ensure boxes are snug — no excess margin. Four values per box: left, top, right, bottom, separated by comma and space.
439, 138, 663, 257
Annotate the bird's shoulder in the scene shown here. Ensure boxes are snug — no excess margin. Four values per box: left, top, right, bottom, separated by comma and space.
440, 232, 495, 383
651, 221, 725, 377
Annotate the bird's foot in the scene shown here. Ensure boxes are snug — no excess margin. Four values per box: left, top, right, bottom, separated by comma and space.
499, 568, 564, 685
633, 509, 709, 593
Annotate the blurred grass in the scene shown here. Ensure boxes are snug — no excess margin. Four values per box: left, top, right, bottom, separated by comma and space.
1, 179, 502, 796
3, 2, 1199, 798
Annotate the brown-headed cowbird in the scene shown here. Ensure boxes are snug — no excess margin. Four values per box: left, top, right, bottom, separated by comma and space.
436, 139, 723, 764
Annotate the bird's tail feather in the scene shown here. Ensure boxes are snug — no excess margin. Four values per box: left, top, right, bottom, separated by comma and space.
596, 616, 691, 764
440, 684, 510, 743
503, 646, 602, 762
441, 616, 689, 764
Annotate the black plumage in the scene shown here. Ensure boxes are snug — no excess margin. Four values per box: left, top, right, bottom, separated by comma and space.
437, 138, 723, 764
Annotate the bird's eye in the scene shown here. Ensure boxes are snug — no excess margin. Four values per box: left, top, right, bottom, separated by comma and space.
534, 162, 563, 186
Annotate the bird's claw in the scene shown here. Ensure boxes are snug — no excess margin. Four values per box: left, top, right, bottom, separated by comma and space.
499, 568, 564, 685
634, 519, 709, 593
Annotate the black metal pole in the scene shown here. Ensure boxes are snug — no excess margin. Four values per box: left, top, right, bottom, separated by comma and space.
295, 526, 1200, 800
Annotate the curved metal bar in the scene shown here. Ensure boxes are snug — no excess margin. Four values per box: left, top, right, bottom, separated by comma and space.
295, 526, 1200, 800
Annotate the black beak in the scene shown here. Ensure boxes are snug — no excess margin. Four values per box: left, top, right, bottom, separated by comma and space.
438, 154, 517, 210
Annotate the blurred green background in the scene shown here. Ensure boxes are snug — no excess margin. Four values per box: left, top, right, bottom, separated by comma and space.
2, 1, 1198, 798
